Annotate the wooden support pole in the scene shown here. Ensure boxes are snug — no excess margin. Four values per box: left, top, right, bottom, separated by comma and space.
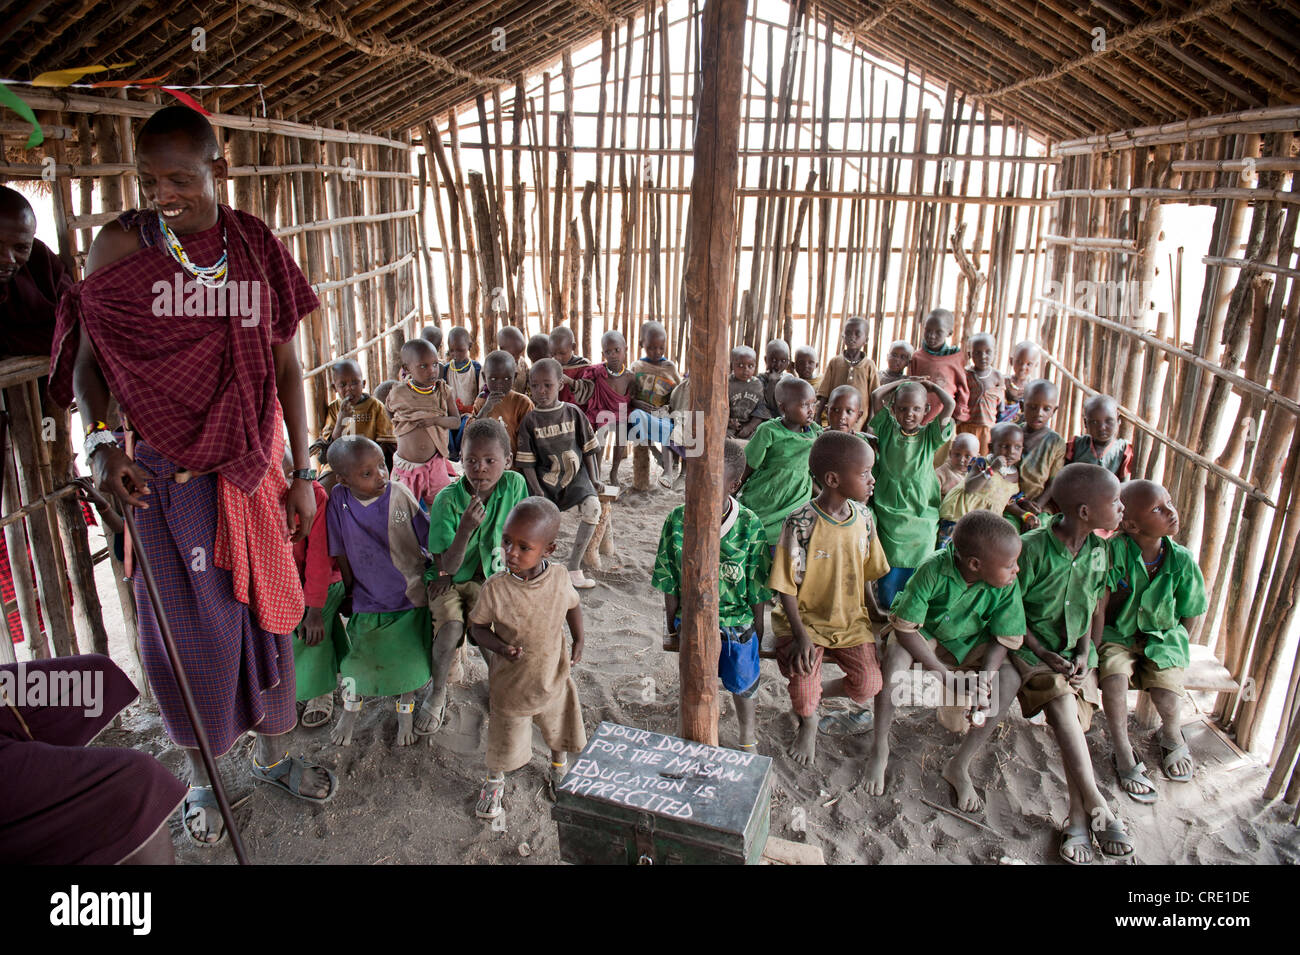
679, 0, 746, 745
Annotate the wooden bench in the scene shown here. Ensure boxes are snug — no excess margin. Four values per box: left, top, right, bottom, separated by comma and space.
1134, 642, 1237, 730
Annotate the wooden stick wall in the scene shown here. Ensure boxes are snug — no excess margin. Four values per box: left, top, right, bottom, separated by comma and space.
1038, 106, 1300, 771
415, 4, 1053, 370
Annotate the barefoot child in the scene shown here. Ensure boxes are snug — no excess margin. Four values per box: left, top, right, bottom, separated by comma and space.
737, 377, 823, 543
517, 359, 602, 590
285, 453, 346, 730
938, 422, 1039, 548
825, 384, 869, 441
727, 345, 769, 439
440, 326, 481, 460
564, 329, 638, 484
865, 510, 1026, 811
908, 308, 969, 426
325, 437, 433, 747
769, 431, 888, 765
1018, 379, 1068, 513
757, 339, 791, 418
629, 321, 682, 487
311, 359, 396, 488
471, 350, 534, 457
468, 497, 586, 819
958, 332, 1005, 454
999, 340, 1041, 423
654, 440, 772, 750
815, 316, 880, 431
1099, 480, 1206, 802
869, 377, 956, 609
497, 325, 530, 394
385, 339, 461, 506
1012, 463, 1134, 864
935, 432, 979, 496
1067, 393, 1133, 481
793, 345, 820, 392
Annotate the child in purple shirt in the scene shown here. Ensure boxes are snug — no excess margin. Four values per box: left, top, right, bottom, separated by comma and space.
326, 436, 433, 747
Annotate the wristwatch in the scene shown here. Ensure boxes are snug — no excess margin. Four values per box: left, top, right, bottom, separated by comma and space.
290, 468, 317, 482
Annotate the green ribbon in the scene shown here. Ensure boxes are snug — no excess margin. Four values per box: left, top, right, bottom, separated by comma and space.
0, 84, 43, 148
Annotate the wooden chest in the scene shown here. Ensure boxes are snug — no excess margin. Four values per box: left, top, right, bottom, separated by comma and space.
551, 721, 773, 865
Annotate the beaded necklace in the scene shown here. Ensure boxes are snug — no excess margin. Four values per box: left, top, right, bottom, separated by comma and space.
1142, 540, 1166, 569
448, 358, 473, 374
606, 362, 627, 376
408, 381, 435, 395
509, 557, 549, 583
158, 211, 228, 288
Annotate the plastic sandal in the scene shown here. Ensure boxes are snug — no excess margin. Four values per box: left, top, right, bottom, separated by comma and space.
180, 785, 227, 847
250, 754, 337, 804
1113, 756, 1158, 804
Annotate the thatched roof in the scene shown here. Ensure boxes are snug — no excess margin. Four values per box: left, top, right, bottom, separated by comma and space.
1, 1, 1297, 139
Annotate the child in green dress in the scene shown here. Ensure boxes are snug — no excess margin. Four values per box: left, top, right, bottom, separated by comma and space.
737, 377, 823, 543
868, 377, 956, 609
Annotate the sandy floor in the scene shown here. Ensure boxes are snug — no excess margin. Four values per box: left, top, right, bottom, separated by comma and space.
81, 464, 1300, 865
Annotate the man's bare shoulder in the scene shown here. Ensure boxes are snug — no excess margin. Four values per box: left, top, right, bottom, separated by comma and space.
85, 221, 141, 276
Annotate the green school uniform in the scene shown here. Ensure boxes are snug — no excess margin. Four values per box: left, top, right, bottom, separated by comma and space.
292, 580, 348, 701
1013, 515, 1109, 667
869, 407, 954, 569
738, 417, 823, 541
651, 497, 773, 627
426, 471, 529, 584
891, 546, 1026, 665
1103, 534, 1207, 670
341, 607, 433, 697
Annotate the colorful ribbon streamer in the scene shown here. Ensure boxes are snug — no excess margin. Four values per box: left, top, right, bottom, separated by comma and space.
0, 83, 42, 147
31, 62, 136, 87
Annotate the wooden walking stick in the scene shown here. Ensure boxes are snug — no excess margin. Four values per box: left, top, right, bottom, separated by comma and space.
121, 503, 251, 865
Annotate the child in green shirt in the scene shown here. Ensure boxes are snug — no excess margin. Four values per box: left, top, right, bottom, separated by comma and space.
1099, 480, 1207, 802
865, 510, 1026, 813
1013, 462, 1133, 864
418, 418, 529, 736
769, 431, 890, 767
737, 377, 823, 543
868, 377, 956, 609
653, 440, 772, 750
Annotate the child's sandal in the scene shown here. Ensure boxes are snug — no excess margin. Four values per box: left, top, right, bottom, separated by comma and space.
476, 776, 505, 820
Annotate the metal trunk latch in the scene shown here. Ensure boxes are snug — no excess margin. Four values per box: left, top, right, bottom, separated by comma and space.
635, 812, 655, 865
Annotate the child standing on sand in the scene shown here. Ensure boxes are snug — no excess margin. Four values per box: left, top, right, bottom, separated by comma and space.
420, 419, 530, 736
769, 431, 889, 765
737, 377, 823, 544
469, 497, 586, 819
654, 440, 771, 751
325, 436, 433, 748
517, 359, 603, 591
868, 377, 955, 609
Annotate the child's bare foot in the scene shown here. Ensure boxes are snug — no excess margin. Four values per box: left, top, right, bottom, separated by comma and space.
396, 695, 416, 746
863, 744, 889, 796
786, 714, 817, 766
331, 709, 359, 746
414, 687, 447, 736
942, 757, 983, 813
